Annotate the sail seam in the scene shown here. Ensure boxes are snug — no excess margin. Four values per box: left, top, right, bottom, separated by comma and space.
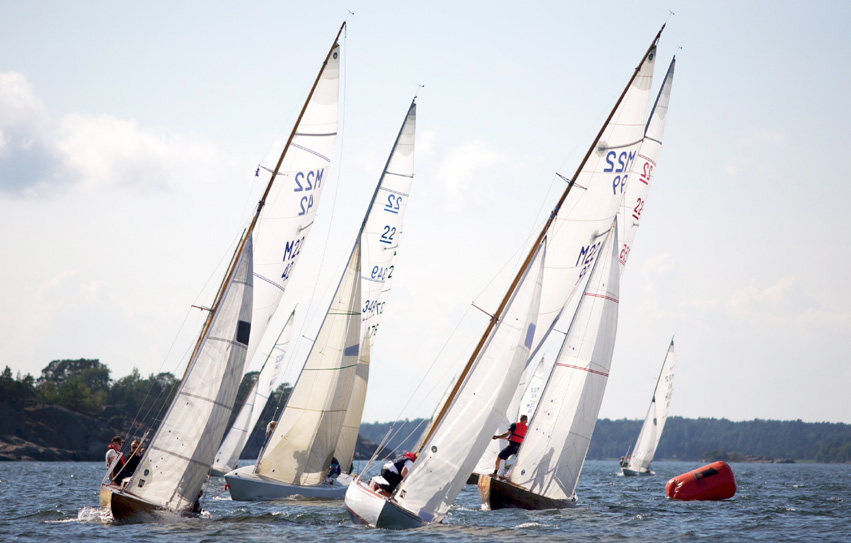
149, 445, 215, 468
598, 137, 644, 151
583, 292, 619, 303
179, 391, 237, 411
290, 142, 331, 163
254, 272, 286, 292
555, 363, 609, 377
303, 362, 359, 371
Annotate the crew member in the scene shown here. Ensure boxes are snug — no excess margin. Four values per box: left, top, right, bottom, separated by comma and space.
378, 452, 417, 493
492, 415, 528, 476
105, 436, 125, 483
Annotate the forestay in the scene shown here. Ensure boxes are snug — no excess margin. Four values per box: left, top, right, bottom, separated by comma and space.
617, 57, 676, 275
392, 242, 545, 523
510, 223, 620, 502
211, 308, 296, 474
333, 101, 418, 471
628, 338, 677, 472
126, 236, 255, 511
256, 245, 362, 486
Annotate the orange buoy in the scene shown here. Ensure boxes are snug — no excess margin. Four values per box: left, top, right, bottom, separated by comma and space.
665, 461, 736, 501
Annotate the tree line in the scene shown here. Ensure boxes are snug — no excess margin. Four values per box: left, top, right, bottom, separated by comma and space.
2, 360, 849, 463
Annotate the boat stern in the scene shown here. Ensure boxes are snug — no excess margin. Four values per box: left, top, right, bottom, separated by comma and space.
344, 479, 425, 530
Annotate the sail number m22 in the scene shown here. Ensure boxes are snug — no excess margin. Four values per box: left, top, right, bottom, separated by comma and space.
603, 150, 636, 195
294, 169, 324, 216
281, 236, 305, 280
576, 241, 603, 281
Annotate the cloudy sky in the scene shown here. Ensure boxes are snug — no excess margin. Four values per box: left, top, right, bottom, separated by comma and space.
2, 1, 849, 426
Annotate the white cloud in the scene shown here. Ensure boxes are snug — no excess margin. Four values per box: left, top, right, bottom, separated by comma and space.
0, 72, 228, 198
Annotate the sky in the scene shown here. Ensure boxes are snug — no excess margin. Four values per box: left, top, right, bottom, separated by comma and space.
1, 1, 849, 427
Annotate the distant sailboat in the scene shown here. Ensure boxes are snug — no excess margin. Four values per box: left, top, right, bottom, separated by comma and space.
344, 26, 663, 529
225, 99, 418, 500
621, 338, 677, 476
100, 23, 345, 521
209, 308, 296, 477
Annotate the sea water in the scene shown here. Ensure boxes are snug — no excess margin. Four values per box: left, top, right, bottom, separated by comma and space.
0, 460, 848, 542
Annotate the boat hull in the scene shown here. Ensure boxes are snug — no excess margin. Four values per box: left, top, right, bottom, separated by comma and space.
622, 466, 654, 476
225, 465, 352, 500
344, 479, 426, 530
477, 474, 576, 510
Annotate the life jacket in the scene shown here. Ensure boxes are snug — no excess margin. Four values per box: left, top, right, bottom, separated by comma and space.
108, 443, 124, 466
509, 422, 528, 444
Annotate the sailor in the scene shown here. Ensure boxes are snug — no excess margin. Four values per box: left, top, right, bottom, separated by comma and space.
105, 436, 125, 483
326, 456, 342, 480
377, 452, 417, 493
265, 420, 277, 438
492, 415, 528, 476
120, 439, 144, 486
620, 456, 626, 468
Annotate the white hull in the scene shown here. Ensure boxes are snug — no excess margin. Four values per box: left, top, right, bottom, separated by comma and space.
344, 479, 426, 530
621, 466, 654, 476
209, 466, 232, 478
225, 465, 353, 500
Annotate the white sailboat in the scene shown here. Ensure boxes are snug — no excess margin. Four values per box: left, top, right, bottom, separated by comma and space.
621, 337, 677, 476
344, 26, 663, 529
477, 53, 676, 511
225, 99, 418, 500
101, 23, 344, 521
210, 308, 296, 477
477, 221, 619, 509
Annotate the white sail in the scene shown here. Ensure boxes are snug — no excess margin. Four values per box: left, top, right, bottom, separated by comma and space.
617, 57, 676, 274
626, 338, 676, 472
333, 101, 418, 471
520, 356, 548, 422
256, 244, 362, 485
245, 41, 341, 369
510, 222, 620, 502
474, 43, 660, 478
391, 242, 545, 523
125, 236, 255, 511
211, 308, 296, 474
529, 43, 657, 357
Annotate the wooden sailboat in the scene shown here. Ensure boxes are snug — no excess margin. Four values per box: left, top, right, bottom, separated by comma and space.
477, 220, 619, 509
101, 23, 345, 521
621, 337, 677, 476
478, 54, 677, 510
344, 26, 663, 529
478, 53, 676, 512
225, 99, 418, 500
209, 308, 296, 477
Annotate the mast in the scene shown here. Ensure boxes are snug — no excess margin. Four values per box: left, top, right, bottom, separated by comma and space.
418, 24, 664, 450
187, 22, 346, 367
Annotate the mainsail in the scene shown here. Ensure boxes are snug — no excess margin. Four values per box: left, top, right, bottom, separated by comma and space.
253, 100, 418, 485
333, 101, 418, 471
124, 236, 255, 511
509, 223, 620, 502
211, 308, 296, 475
625, 338, 677, 473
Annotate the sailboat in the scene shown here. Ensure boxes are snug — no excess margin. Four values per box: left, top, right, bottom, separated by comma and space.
477, 53, 676, 511
621, 337, 677, 476
477, 221, 619, 509
101, 23, 344, 521
209, 308, 296, 477
344, 27, 663, 529
225, 99, 418, 500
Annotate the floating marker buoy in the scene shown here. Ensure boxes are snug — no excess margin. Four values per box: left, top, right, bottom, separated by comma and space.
665, 461, 736, 500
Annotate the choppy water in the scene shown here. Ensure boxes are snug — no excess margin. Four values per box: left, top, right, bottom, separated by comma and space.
0, 460, 848, 542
